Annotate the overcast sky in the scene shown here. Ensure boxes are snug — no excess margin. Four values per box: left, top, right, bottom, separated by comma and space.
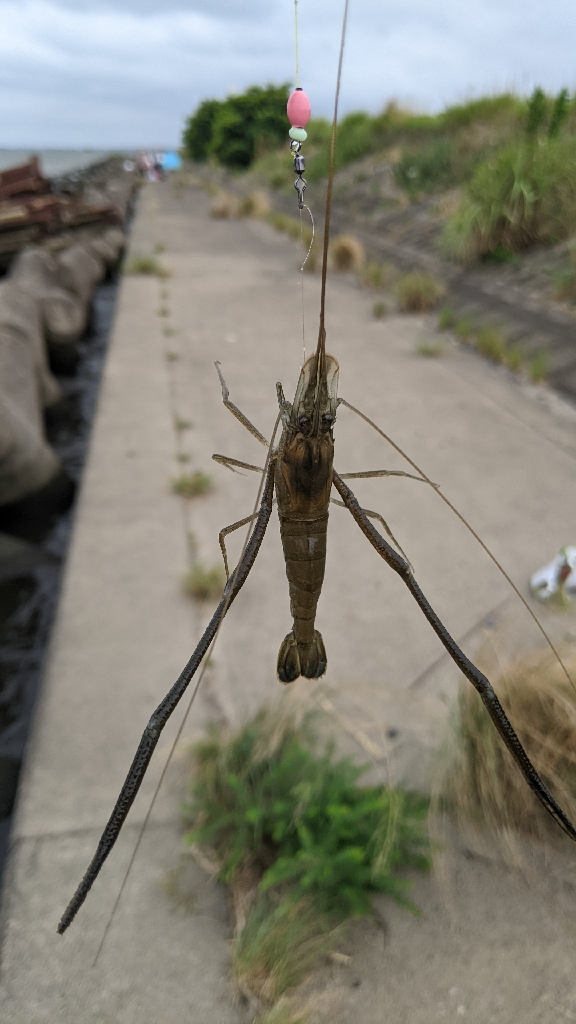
1, 0, 576, 149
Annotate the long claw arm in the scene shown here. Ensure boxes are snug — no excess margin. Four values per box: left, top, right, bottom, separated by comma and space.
332, 470, 576, 844
58, 464, 276, 935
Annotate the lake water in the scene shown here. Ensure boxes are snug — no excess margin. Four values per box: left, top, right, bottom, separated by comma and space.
0, 149, 125, 177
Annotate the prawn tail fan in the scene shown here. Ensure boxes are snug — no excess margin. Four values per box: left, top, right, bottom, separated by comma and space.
277, 629, 327, 683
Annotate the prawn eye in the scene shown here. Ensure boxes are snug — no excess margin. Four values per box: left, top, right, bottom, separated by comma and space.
322, 414, 334, 425
298, 415, 310, 429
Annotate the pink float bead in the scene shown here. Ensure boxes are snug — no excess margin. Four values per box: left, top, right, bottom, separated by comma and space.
287, 89, 311, 128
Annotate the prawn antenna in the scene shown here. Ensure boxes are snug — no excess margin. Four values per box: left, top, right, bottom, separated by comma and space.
339, 396, 576, 697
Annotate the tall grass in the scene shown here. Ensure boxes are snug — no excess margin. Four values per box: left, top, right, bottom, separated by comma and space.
443, 135, 576, 260
442, 646, 576, 848
233, 894, 337, 1002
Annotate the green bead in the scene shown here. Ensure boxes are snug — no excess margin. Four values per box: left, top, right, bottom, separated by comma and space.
289, 126, 307, 142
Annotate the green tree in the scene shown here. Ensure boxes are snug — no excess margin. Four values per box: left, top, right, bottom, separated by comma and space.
182, 84, 290, 170
183, 98, 221, 161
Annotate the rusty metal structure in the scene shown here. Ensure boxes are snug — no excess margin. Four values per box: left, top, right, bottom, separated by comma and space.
0, 157, 122, 261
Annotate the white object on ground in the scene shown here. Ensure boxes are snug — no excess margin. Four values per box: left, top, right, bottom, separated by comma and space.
530, 546, 576, 600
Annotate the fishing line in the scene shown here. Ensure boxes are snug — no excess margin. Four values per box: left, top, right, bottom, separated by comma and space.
299, 203, 314, 367
293, 0, 300, 88
317, 0, 350, 356
93, 414, 282, 965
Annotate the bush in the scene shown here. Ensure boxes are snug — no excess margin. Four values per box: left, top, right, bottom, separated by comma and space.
394, 139, 454, 196
184, 707, 430, 919
443, 135, 576, 260
183, 84, 290, 170
397, 272, 445, 312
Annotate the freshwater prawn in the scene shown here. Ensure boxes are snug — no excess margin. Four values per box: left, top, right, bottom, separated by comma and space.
58, 0, 576, 939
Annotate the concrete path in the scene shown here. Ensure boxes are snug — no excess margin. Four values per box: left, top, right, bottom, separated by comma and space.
1, 179, 576, 1022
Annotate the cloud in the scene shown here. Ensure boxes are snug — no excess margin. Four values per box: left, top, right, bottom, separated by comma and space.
1, 0, 576, 148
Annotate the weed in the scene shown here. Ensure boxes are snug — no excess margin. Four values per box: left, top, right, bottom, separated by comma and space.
330, 234, 365, 273
183, 563, 225, 601
416, 340, 444, 357
174, 415, 192, 432
157, 306, 169, 317
529, 349, 548, 383
125, 254, 164, 276
233, 894, 337, 1002
165, 351, 179, 362
397, 272, 446, 313
183, 706, 430, 918
239, 191, 271, 218
163, 326, 177, 337
474, 326, 507, 364
437, 305, 455, 331
359, 261, 397, 290
210, 190, 239, 218
257, 1004, 308, 1024
373, 301, 387, 319
504, 344, 523, 372
553, 267, 576, 302
176, 452, 191, 463
442, 645, 576, 847
454, 316, 475, 341
153, 242, 166, 254
171, 471, 213, 498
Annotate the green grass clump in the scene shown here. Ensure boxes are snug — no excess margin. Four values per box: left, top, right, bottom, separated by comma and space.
125, 254, 164, 276
171, 471, 212, 497
529, 349, 548, 383
373, 301, 387, 319
359, 261, 397, 290
182, 563, 225, 601
474, 326, 507, 364
184, 707, 430, 919
437, 305, 456, 331
504, 344, 523, 372
454, 316, 475, 341
173, 415, 192, 432
416, 340, 444, 357
397, 272, 446, 312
